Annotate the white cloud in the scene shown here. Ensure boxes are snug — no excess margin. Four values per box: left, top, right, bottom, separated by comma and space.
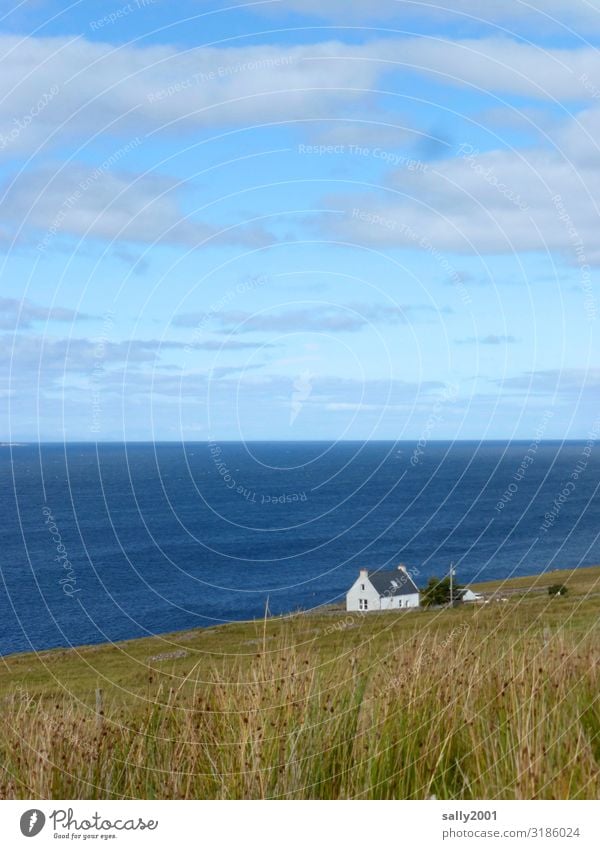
498, 367, 600, 393
0, 334, 180, 377
0, 297, 91, 329
385, 37, 600, 101
0, 35, 390, 159
174, 302, 447, 333
1, 164, 272, 248
258, 1, 600, 32
456, 334, 519, 345
2, 31, 599, 166
318, 140, 600, 267
0, 334, 273, 376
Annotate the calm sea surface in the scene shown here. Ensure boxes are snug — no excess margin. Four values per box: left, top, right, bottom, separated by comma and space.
1, 441, 598, 655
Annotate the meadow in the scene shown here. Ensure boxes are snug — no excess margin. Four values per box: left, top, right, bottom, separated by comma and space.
0, 566, 598, 799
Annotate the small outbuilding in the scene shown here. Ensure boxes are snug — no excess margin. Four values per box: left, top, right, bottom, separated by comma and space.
346, 564, 420, 612
457, 587, 483, 603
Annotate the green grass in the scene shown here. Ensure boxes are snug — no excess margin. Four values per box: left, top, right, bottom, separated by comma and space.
1, 566, 599, 799
470, 565, 600, 594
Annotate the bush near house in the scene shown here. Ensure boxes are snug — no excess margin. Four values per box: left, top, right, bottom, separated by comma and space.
548, 584, 568, 596
420, 575, 463, 607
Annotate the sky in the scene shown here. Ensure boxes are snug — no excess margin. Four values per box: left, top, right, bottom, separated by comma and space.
1, 0, 599, 441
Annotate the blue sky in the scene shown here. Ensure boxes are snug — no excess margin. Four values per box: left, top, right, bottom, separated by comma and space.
1, 0, 599, 440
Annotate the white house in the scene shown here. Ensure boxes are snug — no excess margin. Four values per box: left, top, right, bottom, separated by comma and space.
346, 564, 420, 612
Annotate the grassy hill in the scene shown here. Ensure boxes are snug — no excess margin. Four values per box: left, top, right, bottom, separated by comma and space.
1, 565, 599, 799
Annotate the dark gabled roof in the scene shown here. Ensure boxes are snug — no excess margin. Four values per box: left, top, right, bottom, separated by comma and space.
368, 570, 420, 597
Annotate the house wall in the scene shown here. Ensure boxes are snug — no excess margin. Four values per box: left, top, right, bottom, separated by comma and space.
346, 577, 381, 612
380, 593, 420, 610
381, 595, 400, 610
346, 579, 420, 612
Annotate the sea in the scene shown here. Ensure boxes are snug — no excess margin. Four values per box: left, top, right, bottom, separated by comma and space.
1, 440, 598, 655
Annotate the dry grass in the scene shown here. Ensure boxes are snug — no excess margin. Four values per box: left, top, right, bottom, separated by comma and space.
0, 590, 598, 799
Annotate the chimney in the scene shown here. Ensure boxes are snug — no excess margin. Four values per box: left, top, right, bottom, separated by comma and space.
359, 568, 368, 578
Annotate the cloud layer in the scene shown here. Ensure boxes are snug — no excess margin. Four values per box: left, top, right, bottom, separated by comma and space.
3, 32, 600, 163
259, 0, 600, 31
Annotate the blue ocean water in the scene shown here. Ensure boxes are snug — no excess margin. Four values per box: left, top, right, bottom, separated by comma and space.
0, 441, 598, 655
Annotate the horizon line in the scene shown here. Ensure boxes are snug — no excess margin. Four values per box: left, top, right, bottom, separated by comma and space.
1, 438, 591, 445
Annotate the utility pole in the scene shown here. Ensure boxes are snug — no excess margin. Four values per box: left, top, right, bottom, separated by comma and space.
449, 563, 455, 606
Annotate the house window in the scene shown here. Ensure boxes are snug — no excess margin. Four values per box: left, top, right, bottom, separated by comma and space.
360, 583, 365, 591
359, 598, 368, 611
